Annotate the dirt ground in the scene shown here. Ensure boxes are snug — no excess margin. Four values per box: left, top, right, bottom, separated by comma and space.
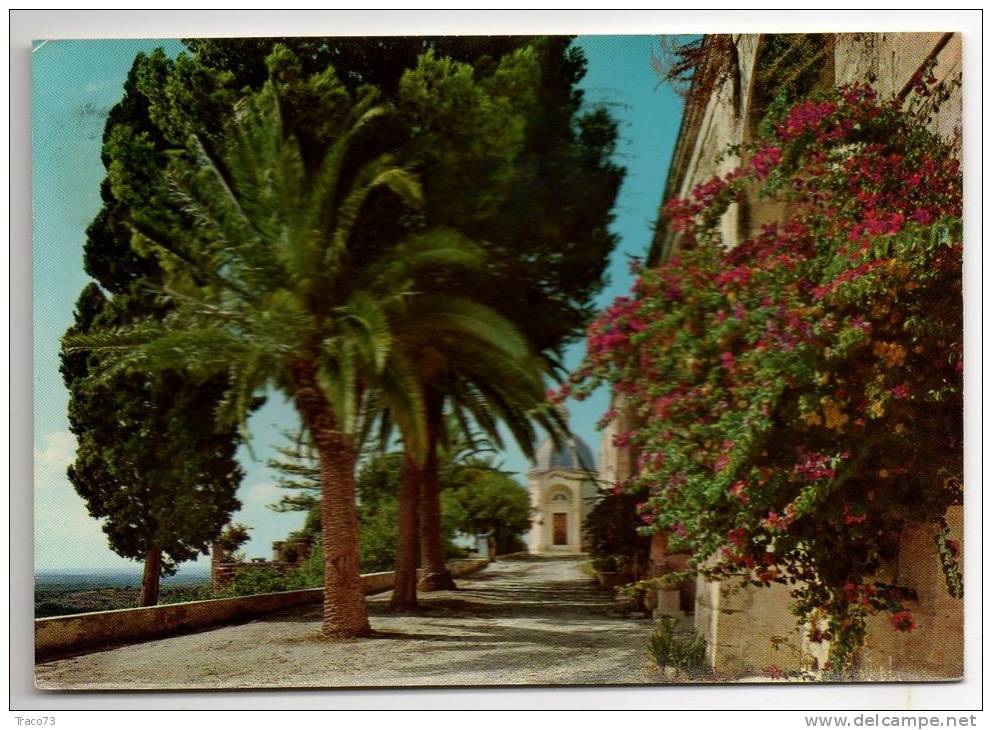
35, 555, 662, 690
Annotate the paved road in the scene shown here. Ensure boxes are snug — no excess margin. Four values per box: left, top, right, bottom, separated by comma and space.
36, 556, 660, 690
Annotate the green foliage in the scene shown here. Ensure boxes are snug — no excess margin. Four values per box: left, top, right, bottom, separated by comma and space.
357, 499, 402, 574
159, 585, 215, 604
441, 460, 531, 555
215, 523, 252, 561
60, 284, 244, 580
647, 617, 709, 677
292, 543, 326, 586
218, 544, 325, 597
65, 53, 540, 463
217, 567, 303, 597
584, 488, 651, 577
180, 36, 624, 361
935, 523, 963, 600
266, 431, 321, 514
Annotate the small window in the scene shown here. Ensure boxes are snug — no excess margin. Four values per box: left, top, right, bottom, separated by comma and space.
551, 492, 570, 503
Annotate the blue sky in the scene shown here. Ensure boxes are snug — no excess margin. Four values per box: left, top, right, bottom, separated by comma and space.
32, 36, 685, 574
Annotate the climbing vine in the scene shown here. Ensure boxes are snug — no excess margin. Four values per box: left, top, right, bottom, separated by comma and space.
566, 70, 962, 669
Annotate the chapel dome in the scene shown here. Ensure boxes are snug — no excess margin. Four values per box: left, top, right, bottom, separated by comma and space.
532, 434, 596, 473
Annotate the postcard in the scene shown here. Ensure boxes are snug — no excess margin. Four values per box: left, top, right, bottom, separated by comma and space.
32, 32, 963, 690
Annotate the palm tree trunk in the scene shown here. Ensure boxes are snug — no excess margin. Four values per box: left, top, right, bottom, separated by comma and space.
389, 455, 420, 610
418, 391, 457, 592
292, 360, 371, 639
139, 547, 162, 607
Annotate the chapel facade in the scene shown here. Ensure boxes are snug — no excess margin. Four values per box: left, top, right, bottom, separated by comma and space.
526, 434, 598, 554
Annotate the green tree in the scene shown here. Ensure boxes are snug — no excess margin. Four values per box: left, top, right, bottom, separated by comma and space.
60, 53, 248, 606
173, 37, 624, 599
66, 61, 539, 637
176, 37, 623, 354
442, 463, 531, 556
215, 522, 253, 562
266, 431, 321, 517
60, 285, 244, 606
387, 42, 622, 596
583, 488, 650, 577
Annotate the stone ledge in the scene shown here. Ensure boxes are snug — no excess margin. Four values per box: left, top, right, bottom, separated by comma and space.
35, 558, 489, 661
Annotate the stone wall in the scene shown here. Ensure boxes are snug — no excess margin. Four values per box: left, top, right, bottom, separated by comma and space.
834, 33, 962, 146
860, 505, 964, 679
695, 575, 804, 674
36, 558, 490, 661
211, 538, 314, 590
691, 506, 964, 678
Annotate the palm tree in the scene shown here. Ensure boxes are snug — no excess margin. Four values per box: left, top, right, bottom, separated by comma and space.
64, 79, 523, 639
384, 356, 564, 608
417, 373, 563, 594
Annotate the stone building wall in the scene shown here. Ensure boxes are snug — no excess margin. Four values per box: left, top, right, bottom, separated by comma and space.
609, 32, 963, 678
860, 505, 964, 679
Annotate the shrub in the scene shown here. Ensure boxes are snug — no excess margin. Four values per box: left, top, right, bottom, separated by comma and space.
647, 617, 709, 677
160, 585, 214, 604
584, 489, 650, 578
217, 567, 298, 597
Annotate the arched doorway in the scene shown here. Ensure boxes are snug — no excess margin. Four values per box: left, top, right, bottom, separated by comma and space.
545, 488, 575, 550
550, 491, 570, 546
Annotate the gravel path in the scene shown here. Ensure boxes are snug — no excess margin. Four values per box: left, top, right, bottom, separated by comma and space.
35, 556, 661, 690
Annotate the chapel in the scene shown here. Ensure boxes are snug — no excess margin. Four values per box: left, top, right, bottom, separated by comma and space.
526, 432, 598, 554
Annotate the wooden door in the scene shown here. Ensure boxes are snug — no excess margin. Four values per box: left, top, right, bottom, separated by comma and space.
553, 513, 568, 545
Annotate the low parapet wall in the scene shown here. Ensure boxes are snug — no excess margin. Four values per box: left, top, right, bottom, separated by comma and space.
36, 558, 489, 661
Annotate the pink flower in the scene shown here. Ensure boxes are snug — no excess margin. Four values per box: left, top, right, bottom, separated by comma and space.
890, 383, 911, 400
843, 504, 867, 525
793, 451, 836, 482
776, 100, 837, 140
750, 144, 782, 179
889, 610, 916, 632
612, 431, 635, 449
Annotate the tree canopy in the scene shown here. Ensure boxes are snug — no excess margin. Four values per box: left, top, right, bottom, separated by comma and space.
60, 282, 244, 603
60, 53, 249, 604
176, 36, 624, 362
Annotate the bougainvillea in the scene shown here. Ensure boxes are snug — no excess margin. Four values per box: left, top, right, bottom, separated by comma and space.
568, 72, 962, 669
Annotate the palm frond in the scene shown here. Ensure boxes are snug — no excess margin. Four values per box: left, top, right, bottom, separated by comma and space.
378, 350, 428, 463
339, 292, 393, 373
364, 228, 483, 293
305, 100, 390, 240
330, 160, 423, 262
399, 295, 531, 361
317, 340, 359, 436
